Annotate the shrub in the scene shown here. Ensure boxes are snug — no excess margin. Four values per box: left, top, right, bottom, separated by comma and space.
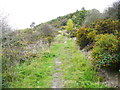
76, 27, 89, 49
91, 34, 119, 69
36, 24, 55, 46
66, 19, 74, 31
20, 29, 40, 44
86, 29, 97, 43
92, 18, 120, 35
2, 31, 26, 87
70, 29, 77, 37
76, 27, 97, 49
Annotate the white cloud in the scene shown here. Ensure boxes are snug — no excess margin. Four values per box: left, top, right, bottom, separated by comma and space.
0, 0, 117, 29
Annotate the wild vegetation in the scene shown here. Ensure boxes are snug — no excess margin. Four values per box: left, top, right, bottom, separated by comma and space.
1, 0, 120, 88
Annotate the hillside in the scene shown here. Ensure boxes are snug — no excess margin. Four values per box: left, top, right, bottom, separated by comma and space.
35, 7, 87, 29
1, 1, 120, 88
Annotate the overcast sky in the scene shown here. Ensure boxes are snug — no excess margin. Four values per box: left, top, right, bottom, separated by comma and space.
0, 0, 117, 29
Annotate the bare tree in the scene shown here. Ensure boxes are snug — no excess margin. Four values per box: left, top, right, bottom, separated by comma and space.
38, 24, 55, 47
40, 24, 54, 37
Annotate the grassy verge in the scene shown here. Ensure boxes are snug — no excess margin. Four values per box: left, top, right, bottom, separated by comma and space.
8, 49, 55, 88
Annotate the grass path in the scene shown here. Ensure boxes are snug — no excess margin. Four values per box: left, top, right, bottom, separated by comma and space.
51, 34, 106, 88
8, 34, 106, 88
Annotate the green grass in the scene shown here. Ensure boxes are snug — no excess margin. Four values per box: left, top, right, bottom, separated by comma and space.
52, 35, 107, 88
9, 50, 55, 88
8, 34, 106, 88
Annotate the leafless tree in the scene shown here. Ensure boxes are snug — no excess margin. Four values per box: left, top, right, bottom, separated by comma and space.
36, 24, 55, 47
40, 24, 54, 37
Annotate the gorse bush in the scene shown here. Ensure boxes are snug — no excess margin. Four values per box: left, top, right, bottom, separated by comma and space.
70, 29, 77, 37
76, 27, 90, 49
76, 18, 120, 49
76, 27, 97, 49
86, 29, 97, 42
91, 18, 120, 35
91, 34, 119, 68
76, 17, 120, 71
94, 34, 118, 53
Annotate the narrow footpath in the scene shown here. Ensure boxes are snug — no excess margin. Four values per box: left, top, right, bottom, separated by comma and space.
51, 34, 106, 88
52, 58, 64, 88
